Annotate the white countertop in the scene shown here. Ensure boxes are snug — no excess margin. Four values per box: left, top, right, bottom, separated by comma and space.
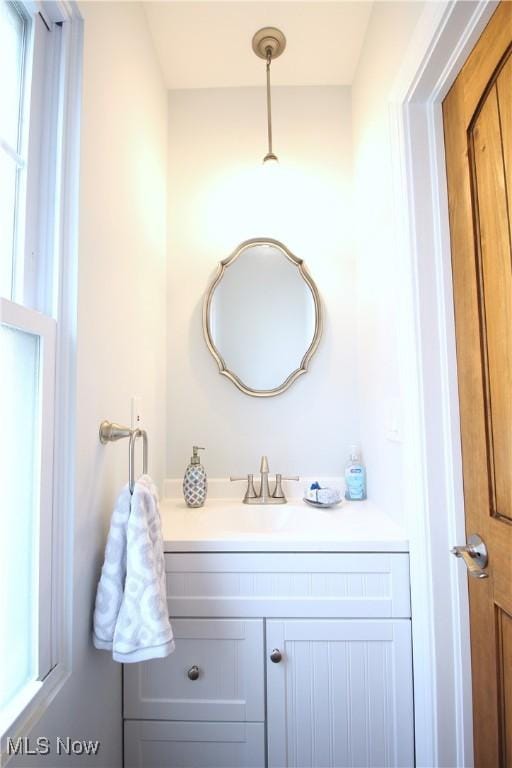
160, 498, 408, 553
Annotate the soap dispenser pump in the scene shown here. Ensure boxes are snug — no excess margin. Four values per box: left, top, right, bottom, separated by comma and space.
183, 446, 207, 508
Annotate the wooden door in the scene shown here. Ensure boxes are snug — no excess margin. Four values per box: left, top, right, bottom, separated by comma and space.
444, 3, 512, 765
265, 619, 414, 768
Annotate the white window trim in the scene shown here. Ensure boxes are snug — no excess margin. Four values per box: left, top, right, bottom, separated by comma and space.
0, 1, 82, 764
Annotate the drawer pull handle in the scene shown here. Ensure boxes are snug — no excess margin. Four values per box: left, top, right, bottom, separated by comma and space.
270, 648, 282, 663
187, 665, 200, 681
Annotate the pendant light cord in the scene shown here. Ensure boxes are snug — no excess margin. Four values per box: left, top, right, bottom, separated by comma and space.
266, 48, 273, 157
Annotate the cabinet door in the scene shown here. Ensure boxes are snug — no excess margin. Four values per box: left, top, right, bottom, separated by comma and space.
124, 721, 265, 768
266, 619, 414, 768
124, 619, 264, 721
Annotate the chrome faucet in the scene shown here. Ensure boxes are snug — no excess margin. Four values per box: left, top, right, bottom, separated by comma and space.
230, 456, 299, 504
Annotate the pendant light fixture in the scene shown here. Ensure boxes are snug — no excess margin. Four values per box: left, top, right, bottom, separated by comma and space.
252, 27, 286, 165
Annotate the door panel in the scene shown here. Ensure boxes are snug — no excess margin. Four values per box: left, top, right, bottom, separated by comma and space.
443, 3, 512, 765
266, 619, 414, 768
497, 608, 512, 765
470, 83, 512, 522
497, 55, 512, 205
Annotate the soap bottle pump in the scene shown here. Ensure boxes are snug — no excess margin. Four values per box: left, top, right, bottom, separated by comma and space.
183, 446, 207, 508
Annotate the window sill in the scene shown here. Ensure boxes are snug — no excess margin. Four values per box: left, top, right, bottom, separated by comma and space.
0, 664, 70, 768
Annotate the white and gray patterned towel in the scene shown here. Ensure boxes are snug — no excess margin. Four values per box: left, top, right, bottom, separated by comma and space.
93, 475, 175, 663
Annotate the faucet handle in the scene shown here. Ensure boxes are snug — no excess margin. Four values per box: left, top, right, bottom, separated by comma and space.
272, 474, 300, 499
273, 474, 285, 499
282, 476, 300, 482
230, 474, 257, 501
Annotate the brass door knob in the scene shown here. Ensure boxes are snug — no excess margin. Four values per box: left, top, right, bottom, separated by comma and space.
270, 648, 282, 663
187, 665, 200, 680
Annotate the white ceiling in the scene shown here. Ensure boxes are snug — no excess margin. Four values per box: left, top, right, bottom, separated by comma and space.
144, 2, 374, 89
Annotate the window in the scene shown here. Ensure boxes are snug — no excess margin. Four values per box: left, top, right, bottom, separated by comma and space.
0, 0, 27, 300
0, 0, 56, 727
0, 0, 81, 750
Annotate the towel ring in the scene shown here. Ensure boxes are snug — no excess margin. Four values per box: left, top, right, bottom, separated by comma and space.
99, 421, 149, 494
129, 429, 148, 494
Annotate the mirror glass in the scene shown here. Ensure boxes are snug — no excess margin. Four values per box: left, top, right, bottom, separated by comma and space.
204, 240, 321, 396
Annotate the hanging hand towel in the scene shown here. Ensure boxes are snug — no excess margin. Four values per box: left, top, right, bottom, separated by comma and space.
92, 484, 131, 653
93, 475, 175, 663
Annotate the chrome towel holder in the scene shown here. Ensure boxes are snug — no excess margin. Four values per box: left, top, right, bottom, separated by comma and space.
99, 420, 148, 494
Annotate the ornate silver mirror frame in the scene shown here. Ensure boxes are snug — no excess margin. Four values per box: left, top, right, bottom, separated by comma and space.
203, 237, 322, 397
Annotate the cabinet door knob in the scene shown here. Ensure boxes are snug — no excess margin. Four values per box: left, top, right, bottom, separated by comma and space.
270, 648, 282, 663
187, 665, 200, 680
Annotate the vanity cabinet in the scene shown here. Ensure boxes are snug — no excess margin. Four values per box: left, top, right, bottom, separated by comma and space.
123, 551, 414, 768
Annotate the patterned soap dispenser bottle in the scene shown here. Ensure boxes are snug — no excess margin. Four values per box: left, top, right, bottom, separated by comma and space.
183, 446, 207, 508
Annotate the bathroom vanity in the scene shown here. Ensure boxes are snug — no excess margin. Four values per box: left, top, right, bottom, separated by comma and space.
123, 499, 414, 768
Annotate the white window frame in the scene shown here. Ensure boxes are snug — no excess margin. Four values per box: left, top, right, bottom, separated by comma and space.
0, 1, 82, 762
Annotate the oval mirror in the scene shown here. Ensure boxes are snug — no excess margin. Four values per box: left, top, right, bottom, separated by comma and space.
203, 238, 322, 397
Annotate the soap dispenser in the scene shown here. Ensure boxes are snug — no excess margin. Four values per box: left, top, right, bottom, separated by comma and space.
344, 445, 367, 501
183, 446, 207, 508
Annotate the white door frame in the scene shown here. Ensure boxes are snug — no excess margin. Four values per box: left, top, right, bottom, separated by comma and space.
391, 1, 498, 766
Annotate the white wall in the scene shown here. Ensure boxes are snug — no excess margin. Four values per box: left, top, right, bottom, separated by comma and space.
167, 86, 355, 480
351, 1, 426, 527
12, 3, 168, 765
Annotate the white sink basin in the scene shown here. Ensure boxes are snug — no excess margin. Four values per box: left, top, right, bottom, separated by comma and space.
159, 498, 408, 552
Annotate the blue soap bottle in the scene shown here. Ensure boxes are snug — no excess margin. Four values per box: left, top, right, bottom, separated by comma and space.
345, 445, 366, 501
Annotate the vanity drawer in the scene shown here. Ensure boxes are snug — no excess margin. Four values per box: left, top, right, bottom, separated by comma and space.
123, 619, 264, 721
124, 721, 265, 768
165, 552, 411, 618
